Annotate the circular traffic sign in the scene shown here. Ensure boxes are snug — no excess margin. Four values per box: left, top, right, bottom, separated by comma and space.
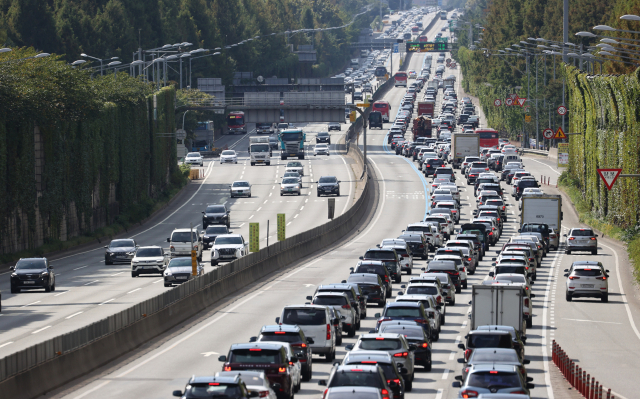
557, 105, 568, 116
494, 99, 502, 107
505, 98, 514, 106
542, 128, 554, 139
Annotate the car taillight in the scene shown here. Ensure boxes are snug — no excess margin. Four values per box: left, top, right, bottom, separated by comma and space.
591, 237, 597, 240
437, 296, 442, 304
596, 276, 607, 280
427, 164, 431, 167
422, 342, 429, 348
323, 389, 329, 399
568, 237, 575, 240
524, 298, 529, 307
394, 352, 409, 357
485, 168, 489, 171
468, 257, 472, 262
464, 349, 472, 361
279, 367, 287, 373
259, 391, 269, 398
488, 232, 493, 236
452, 271, 459, 276
511, 391, 527, 395
373, 285, 381, 289
381, 389, 390, 399
224, 366, 232, 371
326, 324, 331, 340
342, 304, 351, 309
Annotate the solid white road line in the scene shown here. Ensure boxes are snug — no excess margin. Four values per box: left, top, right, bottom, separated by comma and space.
32, 326, 51, 334
66, 312, 83, 319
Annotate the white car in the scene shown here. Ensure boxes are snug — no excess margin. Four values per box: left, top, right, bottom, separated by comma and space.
184, 152, 204, 166
230, 181, 251, 198
220, 150, 238, 164
314, 144, 330, 156
285, 161, 304, 176
131, 246, 169, 277
211, 234, 249, 265
283, 171, 302, 184
280, 178, 301, 196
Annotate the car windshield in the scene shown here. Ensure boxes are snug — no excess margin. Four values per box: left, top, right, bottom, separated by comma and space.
282, 308, 326, 325
328, 371, 384, 388
495, 275, 526, 284
284, 172, 299, 177
384, 307, 421, 317
496, 265, 526, 274
215, 237, 243, 245
229, 349, 282, 364
186, 153, 201, 158
318, 132, 329, 137
206, 206, 226, 213
171, 232, 198, 242
110, 240, 135, 248
574, 269, 603, 276
287, 162, 302, 167
185, 383, 242, 398
283, 179, 299, 184
233, 182, 249, 187
571, 229, 595, 236
136, 248, 162, 257
221, 151, 235, 156
359, 338, 403, 350
319, 177, 338, 183
380, 327, 424, 340
363, 251, 394, 260
206, 226, 228, 234
15, 259, 46, 270
469, 334, 512, 348
467, 371, 521, 389
258, 332, 302, 344
313, 296, 348, 306
169, 258, 192, 267
406, 286, 438, 295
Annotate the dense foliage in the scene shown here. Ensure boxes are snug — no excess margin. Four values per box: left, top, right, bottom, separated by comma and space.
0, 48, 178, 254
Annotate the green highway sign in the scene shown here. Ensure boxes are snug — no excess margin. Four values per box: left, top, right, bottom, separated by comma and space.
406, 41, 449, 52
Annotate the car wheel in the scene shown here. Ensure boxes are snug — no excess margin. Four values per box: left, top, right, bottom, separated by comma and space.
326, 349, 336, 362
251, 162, 255, 166
592, 249, 598, 255
405, 379, 413, 391
347, 326, 356, 338
266, 162, 270, 166
532, 272, 537, 281
317, 192, 322, 197
422, 254, 428, 260
10, 286, 19, 294
395, 276, 401, 283
132, 272, 138, 277
378, 299, 386, 307
105, 258, 113, 265
302, 366, 312, 382
450, 297, 456, 306
407, 268, 412, 275
197, 253, 202, 262
337, 190, 340, 196
164, 283, 172, 287
526, 317, 533, 328
434, 331, 440, 341
566, 250, 571, 255
440, 314, 445, 325
565, 292, 572, 302
463, 281, 468, 289
211, 260, 218, 266
336, 334, 342, 346
602, 293, 609, 303
455, 286, 461, 294
45, 284, 51, 293
51, 282, 55, 292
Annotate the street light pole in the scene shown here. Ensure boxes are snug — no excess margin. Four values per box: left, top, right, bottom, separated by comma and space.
563, 0, 569, 63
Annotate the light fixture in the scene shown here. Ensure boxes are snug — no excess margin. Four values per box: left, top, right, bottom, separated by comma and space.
107, 61, 121, 66
34, 53, 50, 58
71, 60, 86, 66
576, 31, 597, 38
0, 48, 12, 53
593, 25, 616, 31
620, 15, 640, 21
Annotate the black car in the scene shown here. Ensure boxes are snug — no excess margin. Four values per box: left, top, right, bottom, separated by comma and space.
457, 233, 484, 260
466, 167, 486, 185
515, 178, 539, 200
328, 122, 341, 131
10, 258, 55, 293
202, 204, 230, 228
423, 158, 444, 176
374, 302, 433, 339
173, 375, 254, 399
315, 283, 367, 320
316, 132, 331, 143
378, 323, 433, 370
345, 273, 386, 307
203, 225, 231, 248
359, 248, 399, 285
425, 260, 461, 293
104, 238, 138, 264
317, 176, 341, 197
397, 233, 428, 260
251, 324, 314, 381
458, 330, 520, 362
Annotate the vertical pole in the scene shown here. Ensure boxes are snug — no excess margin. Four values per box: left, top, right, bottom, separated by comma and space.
553, 55, 556, 79
563, 0, 569, 63
536, 56, 539, 149
363, 116, 368, 176
562, 78, 565, 134
180, 58, 183, 89
267, 220, 270, 247
189, 58, 192, 88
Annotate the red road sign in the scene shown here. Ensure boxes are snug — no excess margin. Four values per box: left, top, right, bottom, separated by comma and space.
517, 97, 527, 107
509, 93, 517, 100
557, 105, 568, 116
554, 127, 567, 139
542, 128, 554, 139
494, 99, 502, 107
597, 169, 622, 190
505, 98, 514, 106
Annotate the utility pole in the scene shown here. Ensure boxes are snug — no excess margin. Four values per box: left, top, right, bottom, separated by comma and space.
563, 0, 569, 63
535, 56, 539, 150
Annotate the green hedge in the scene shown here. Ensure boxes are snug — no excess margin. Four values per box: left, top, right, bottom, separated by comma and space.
566, 66, 640, 228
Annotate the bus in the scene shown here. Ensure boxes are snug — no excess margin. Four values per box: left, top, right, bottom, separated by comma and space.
475, 128, 500, 149
372, 100, 392, 122
419, 35, 429, 42
412, 26, 420, 34
440, 11, 447, 20
227, 111, 246, 135
375, 66, 388, 78
394, 72, 408, 87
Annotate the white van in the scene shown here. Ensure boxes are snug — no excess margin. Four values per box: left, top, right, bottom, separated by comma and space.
277, 305, 337, 360
504, 154, 521, 164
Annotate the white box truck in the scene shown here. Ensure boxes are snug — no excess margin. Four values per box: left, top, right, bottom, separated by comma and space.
248, 137, 271, 166
520, 194, 563, 249
451, 133, 480, 169
470, 284, 526, 338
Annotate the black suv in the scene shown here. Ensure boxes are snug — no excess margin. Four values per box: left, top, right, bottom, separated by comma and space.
515, 178, 539, 200
315, 284, 366, 320
316, 132, 331, 144
202, 204, 230, 228
425, 260, 461, 293
173, 375, 254, 399
423, 158, 444, 176
251, 325, 314, 381
466, 168, 485, 185
203, 225, 231, 248
317, 176, 340, 197
458, 330, 519, 362
10, 258, 55, 293
397, 233, 429, 260
374, 302, 433, 339
359, 248, 400, 284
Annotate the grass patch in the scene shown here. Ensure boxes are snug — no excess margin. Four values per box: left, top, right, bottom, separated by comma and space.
558, 170, 640, 280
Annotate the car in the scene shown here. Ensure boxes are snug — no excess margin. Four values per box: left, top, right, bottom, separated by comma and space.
315, 283, 366, 321
276, 304, 337, 360
167, 228, 203, 260
230, 181, 252, 197
131, 246, 169, 277
184, 152, 204, 166
318, 365, 394, 399
317, 132, 332, 143
163, 257, 204, 286
310, 292, 358, 336
104, 238, 138, 264
353, 91, 363, 101
202, 204, 231, 228
452, 364, 534, 397
203, 225, 231, 248
408, 70, 417, 79
393, 294, 442, 339
458, 330, 520, 363
280, 178, 301, 196
340, 352, 405, 399
324, 387, 383, 399
564, 228, 598, 255
215, 371, 277, 399
211, 234, 249, 265
285, 161, 304, 176
564, 264, 609, 302
251, 325, 314, 381
314, 144, 330, 156
345, 273, 387, 307
381, 244, 413, 275
460, 347, 530, 382
374, 301, 432, 341
9, 258, 55, 293
317, 176, 341, 196
220, 150, 238, 164
357, 249, 398, 286
328, 123, 341, 131
172, 375, 254, 399
345, 333, 417, 388
377, 322, 433, 368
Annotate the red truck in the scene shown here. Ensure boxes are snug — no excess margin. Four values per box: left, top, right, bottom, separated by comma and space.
418, 100, 435, 118
412, 116, 433, 140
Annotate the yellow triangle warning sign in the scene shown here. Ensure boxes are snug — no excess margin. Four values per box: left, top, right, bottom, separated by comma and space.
554, 127, 567, 139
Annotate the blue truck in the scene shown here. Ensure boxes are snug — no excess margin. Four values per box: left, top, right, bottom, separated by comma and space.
278, 129, 305, 160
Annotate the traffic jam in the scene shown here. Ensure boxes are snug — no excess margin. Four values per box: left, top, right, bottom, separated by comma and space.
171, 33, 603, 399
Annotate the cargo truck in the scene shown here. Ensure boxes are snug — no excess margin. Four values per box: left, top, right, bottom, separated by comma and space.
248, 137, 272, 166
520, 194, 563, 250
470, 284, 527, 338
418, 100, 435, 118
451, 133, 480, 169
278, 129, 306, 160
412, 116, 432, 140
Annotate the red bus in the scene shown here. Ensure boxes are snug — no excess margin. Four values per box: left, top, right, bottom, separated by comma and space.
372, 100, 392, 122
418, 36, 429, 42
475, 128, 500, 149
227, 111, 246, 135
394, 72, 408, 87
412, 26, 420, 34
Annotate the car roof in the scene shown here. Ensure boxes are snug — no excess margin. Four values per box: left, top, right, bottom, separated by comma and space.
230, 342, 286, 351
468, 330, 511, 336
136, 245, 162, 249
385, 301, 421, 308
360, 333, 404, 339
344, 350, 394, 363
283, 304, 328, 310
191, 375, 240, 384
334, 364, 380, 372
470, 363, 518, 373
261, 325, 301, 333
315, 292, 349, 298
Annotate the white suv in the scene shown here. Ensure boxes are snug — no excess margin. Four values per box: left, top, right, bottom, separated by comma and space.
211, 234, 249, 265
565, 264, 609, 302
131, 246, 169, 277
167, 228, 203, 260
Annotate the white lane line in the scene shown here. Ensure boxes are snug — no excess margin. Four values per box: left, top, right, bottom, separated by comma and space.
527, 157, 562, 175
153, 279, 164, 284
21, 301, 41, 308
441, 369, 449, 379
300, 206, 304, 211
541, 246, 561, 399
74, 266, 87, 270
294, 214, 299, 219
238, 223, 245, 227
264, 200, 268, 204
54, 291, 68, 297
286, 222, 292, 226
99, 299, 115, 306
110, 272, 124, 276
84, 280, 99, 285
269, 192, 272, 197
248, 215, 254, 220
0, 342, 13, 349
256, 207, 262, 212
32, 326, 51, 334
127, 288, 141, 294
305, 198, 309, 203
562, 318, 622, 325
66, 311, 83, 319
434, 389, 443, 399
